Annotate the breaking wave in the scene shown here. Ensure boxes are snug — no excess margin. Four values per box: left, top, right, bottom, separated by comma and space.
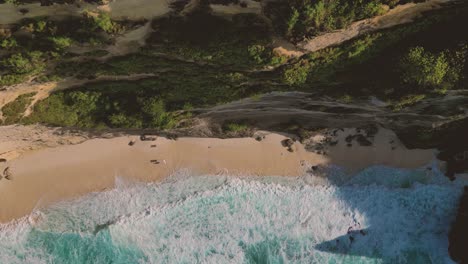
0, 165, 465, 263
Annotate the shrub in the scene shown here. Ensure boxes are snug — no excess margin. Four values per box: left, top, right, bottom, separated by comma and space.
287, 8, 300, 37
283, 59, 311, 85
1, 51, 45, 75
248, 45, 267, 64
0, 38, 17, 49
85, 12, 120, 34
49, 36, 73, 51
280, 0, 391, 40
141, 97, 175, 128
400, 46, 465, 90
1, 92, 35, 124
224, 122, 249, 133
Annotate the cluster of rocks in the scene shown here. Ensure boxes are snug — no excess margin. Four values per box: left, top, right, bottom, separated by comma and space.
281, 138, 295, 152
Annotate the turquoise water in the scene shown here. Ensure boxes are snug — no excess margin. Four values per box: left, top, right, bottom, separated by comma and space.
0, 166, 464, 264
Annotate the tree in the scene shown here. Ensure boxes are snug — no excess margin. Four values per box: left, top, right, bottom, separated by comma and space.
141, 97, 173, 128
2, 52, 44, 74
400, 46, 463, 90
283, 59, 311, 85
0, 38, 17, 49
49, 36, 72, 51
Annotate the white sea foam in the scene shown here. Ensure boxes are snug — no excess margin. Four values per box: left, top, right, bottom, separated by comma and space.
0, 166, 465, 263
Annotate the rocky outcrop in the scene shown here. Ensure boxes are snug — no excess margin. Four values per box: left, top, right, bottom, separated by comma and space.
449, 186, 468, 264
197, 91, 468, 177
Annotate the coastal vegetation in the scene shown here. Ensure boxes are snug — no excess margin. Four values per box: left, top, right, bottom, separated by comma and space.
1, 92, 35, 124
0, 14, 127, 87
1, 1, 467, 130
265, 0, 415, 41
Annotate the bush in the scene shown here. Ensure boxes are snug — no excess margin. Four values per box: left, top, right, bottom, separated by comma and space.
85, 12, 120, 34
1, 93, 36, 124
49, 36, 73, 51
223, 122, 249, 133
400, 46, 465, 90
1, 51, 45, 75
248, 45, 267, 64
0, 38, 17, 49
279, 0, 390, 40
141, 97, 175, 128
283, 59, 311, 85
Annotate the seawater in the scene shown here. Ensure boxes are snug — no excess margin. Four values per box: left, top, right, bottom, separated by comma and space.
0, 165, 465, 264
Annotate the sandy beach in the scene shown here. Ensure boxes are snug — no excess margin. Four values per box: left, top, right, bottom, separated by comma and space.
0, 126, 437, 223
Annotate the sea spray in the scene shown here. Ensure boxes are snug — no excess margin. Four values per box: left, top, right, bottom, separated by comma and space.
0, 166, 465, 264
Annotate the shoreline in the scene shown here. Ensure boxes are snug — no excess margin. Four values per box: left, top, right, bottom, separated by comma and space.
0, 126, 437, 223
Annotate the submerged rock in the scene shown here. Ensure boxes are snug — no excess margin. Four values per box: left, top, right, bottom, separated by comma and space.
449, 186, 468, 263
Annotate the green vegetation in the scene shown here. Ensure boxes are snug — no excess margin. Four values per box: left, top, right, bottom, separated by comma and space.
2, 1, 468, 130
148, 12, 275, 68
275, 4, 468, 101
0, 52, 45, 86
84, 11, 123, 34
266, 0, 400, 41
283, 59, 311, 85
392, 94, 426, 111
1, 93, 36, 125
223, 122, 250, 134
0, 14, 126, 87
0, 38, 17, 49
25, 50, 275, 129
48, 36, 73, 51
400, 46, 466, 92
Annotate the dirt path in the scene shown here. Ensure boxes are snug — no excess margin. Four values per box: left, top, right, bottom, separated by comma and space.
298, 0, 457, 52
99, 0, 171, 20
210, 0, 261, 15
104, 21, 153, 57
0, 2, 92, 24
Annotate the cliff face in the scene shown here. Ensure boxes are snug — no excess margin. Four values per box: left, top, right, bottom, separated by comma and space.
449, 186, 468, 263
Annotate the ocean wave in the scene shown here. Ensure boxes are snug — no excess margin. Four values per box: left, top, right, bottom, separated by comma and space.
0, 166, 465, 263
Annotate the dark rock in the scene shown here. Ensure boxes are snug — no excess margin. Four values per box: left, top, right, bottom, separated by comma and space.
240, 1, 247, 7
449, 186, 468, 263
355, 134, 372, 146
0, 158, 6, 163
311, 165, 319, 171
361, 124, 379, 137
287, 146, 294, 152
128, 140, 135, 146
281, 138, 294, 148
329, 140, 338, 146
345, 135, 354, 143
347, 143, 352, 147
166, 134, 178, 140
255, 135, 263, 141
19, 8, 29, 14
141, 134, 157, 141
